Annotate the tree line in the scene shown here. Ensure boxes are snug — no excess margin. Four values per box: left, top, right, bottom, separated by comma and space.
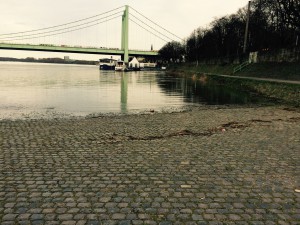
159, 0, 300, 63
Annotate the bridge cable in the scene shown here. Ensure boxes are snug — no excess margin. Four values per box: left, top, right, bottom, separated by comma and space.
0, 15, 122, 42
129, 6, 183, 41
129, 19, 169, 43
0, 6, 124, 37
129, 13, 176, 42
0, 11, 123, 40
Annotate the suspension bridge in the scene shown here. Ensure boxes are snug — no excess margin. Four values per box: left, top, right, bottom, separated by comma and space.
0, 5, 182, 62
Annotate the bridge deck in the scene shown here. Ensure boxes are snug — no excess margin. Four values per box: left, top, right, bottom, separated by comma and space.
0, 43, 158, 57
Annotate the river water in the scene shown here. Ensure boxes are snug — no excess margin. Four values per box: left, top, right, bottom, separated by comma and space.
0, 62, 264, 120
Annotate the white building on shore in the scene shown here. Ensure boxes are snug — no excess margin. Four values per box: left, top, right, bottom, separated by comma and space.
129, 57, 140, 69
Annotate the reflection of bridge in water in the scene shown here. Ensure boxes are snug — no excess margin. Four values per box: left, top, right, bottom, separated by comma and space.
121, 73, 128, 113
0, 5, 183, 62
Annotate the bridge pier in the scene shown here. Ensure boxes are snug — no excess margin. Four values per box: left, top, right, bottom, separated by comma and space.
121, 5, 129, 63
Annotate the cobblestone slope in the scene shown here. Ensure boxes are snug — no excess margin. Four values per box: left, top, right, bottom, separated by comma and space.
0, 106, 299, 224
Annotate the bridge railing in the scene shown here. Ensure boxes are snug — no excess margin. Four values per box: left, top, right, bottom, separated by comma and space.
0, 42, 160, 53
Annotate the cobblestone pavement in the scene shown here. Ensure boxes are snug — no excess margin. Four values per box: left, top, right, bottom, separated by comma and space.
0, 106, 299, 225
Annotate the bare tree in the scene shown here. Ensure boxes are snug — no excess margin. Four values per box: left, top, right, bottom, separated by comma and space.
182, 0, 299, 63
276, 0, 300, 28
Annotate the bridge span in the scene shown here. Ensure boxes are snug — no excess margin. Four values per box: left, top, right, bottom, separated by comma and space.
0, 5, 183, 62
0, 43, 158, 57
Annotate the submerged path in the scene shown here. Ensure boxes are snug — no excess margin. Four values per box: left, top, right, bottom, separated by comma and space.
207, 73, 300, 85
0, 106, 300, 224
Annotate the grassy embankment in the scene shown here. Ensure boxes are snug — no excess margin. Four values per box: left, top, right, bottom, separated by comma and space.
169, 62, 300, 81
167, 62, 300, 107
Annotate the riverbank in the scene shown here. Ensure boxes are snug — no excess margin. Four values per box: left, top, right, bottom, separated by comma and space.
0, 105, 300, 224
167, 63, 300, 107
168, 62, 300, 81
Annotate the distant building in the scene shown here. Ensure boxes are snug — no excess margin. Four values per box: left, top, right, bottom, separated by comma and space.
64, 56, 70, 61
129, 57, 140, 68
140, 62, 157, 68
137, 57, 145, 62
128, 56, 158, 69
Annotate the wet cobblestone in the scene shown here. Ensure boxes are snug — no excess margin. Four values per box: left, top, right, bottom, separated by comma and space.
0, 106, 300, 224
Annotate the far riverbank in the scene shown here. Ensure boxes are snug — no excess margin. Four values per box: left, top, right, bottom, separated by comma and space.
0, 57, 97, 65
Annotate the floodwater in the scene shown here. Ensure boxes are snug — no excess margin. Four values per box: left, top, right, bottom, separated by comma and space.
0, 62, 264, 120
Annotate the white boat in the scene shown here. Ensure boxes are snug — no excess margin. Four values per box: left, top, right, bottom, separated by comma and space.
115, 60, 126, 71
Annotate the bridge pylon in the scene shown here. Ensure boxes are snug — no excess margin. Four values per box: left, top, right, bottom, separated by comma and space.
121, 5, 129, 63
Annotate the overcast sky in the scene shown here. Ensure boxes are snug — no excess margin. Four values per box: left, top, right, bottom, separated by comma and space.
0, 0, 250, 60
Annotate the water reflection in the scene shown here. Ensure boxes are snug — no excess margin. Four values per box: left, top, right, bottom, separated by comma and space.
0, 62, 265, 120
120, 73, 128, 113
156, 74, 260, 105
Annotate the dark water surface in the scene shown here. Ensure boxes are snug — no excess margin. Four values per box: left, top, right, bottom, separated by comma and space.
0, 62, 263, 119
